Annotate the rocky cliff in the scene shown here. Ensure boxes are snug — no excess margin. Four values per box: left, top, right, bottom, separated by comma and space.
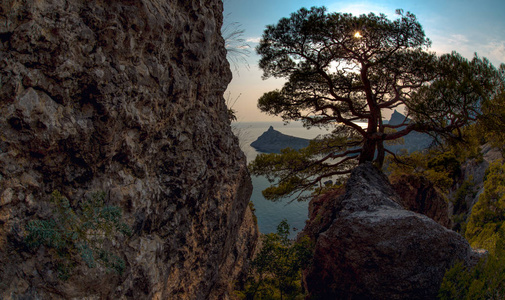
391, 174, 451, 228
451, 144, 503, 216
0, 0, 258, 298
302, 163, 483, 299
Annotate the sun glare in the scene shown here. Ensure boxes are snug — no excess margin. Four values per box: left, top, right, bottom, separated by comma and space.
354, 31, 362, 38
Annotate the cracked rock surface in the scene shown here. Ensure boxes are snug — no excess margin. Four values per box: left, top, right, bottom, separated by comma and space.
0, 0, 258, 298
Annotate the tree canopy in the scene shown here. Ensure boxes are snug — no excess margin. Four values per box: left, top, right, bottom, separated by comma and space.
249, 7, 504, 200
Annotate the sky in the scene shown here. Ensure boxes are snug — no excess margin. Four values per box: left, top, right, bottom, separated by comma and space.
222, 0, 505, 122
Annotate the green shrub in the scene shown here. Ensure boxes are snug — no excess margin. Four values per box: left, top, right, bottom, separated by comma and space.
439, 229, 505, 300
236, 219, 313, 300
450, 179, 477, 234
453, 180, 474, 214
439, 261, 474, 300
25, 191, 131, 279
466, 161, 505, 253
427, 151, 461, 179
387, 149, 461, 191
440, 161, 505, 299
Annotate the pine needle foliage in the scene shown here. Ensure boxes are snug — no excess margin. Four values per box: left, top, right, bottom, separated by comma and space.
25, 191, 131, 279
479, 83, 505, 154
249, 126, 359, 201
251, 6, 504, 201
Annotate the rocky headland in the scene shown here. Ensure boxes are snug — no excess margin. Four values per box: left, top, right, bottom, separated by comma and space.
250, 126, 310, 153
0, 0, 258, 298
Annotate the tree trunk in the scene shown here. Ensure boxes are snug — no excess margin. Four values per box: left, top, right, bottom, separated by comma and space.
359, 138, 376, 164
375, 140, 385, 168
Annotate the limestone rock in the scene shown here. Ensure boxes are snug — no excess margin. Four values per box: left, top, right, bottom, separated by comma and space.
302, 188, 344, 243
0, 0, 258, 298
451, 143, 503, 216
303, 163, 482, 300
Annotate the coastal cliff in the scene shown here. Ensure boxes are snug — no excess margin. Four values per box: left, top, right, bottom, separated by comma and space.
0, 0, 258, 298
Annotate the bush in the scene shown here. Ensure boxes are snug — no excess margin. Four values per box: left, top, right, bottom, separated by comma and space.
439, 229, 505, 299
440, 161, 505, 299
25, 191, 131, 279
450, 180, 477, 234
387, 149, 460, 191
466, 161, 505, 253
236, 219, 313, 300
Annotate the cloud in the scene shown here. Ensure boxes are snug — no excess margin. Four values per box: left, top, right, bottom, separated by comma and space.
484, 40, 505, 65
246, 37, 261, 43
328, 2, 395, 17
431, 34, 470, 54
447, 34, 469, 44
236, 45, 251, 49
431, 33, 504, 66
430, 32, 471, 57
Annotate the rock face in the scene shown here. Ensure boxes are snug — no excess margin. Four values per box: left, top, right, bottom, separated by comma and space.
451, 144, 503, 216
250, 126, 310, 153
0, 0, 258, 299
302, 163, 481, 300
391, 174, 451, 228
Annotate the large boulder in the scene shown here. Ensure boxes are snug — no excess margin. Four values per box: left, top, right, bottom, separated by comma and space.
303, 163, 482, 300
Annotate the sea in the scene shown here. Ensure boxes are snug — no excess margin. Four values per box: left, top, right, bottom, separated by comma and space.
232, 121, 333, 237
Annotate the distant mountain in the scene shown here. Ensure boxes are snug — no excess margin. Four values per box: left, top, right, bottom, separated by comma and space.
387, 110, 410, 128
385, 110, 433, 154
251, 126, 310, 153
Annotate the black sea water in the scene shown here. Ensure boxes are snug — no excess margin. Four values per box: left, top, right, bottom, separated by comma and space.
232, 122, 331, 237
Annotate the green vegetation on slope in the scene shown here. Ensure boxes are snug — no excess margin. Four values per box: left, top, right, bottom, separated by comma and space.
466, 161, 505, 254
25, 191, 131, 279
235, 220, 313, 300
439, 227, 505, 299
387, 149, 461, 192
385, 86, 505, 298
